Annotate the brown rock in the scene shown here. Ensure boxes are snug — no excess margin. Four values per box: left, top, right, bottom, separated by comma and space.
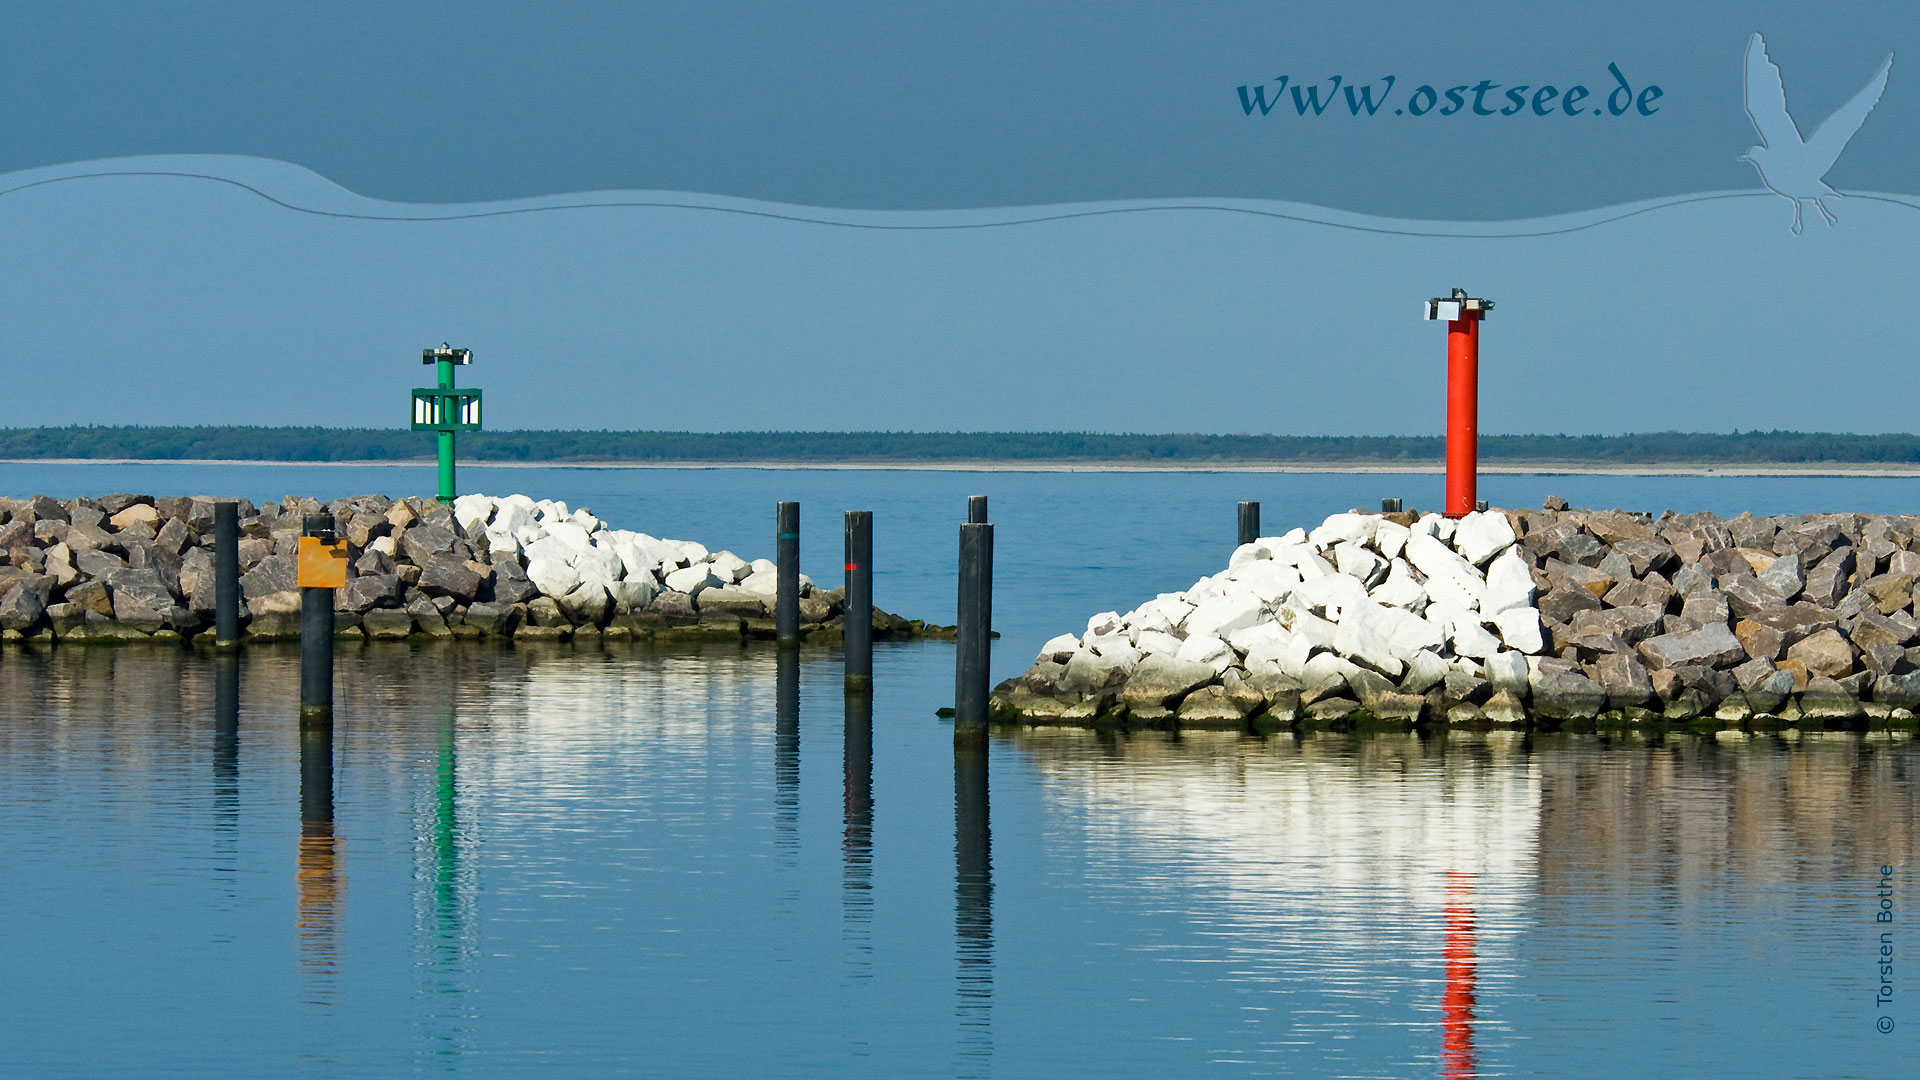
1775, 657, 1810, 690
1733, 619, 1787, 663
1847, 610, 1914, 650
1546, 559, 1617, 599
1865, 572, 1917, 616
1785, 628, 1855, 678
1539, 583, 1604, 623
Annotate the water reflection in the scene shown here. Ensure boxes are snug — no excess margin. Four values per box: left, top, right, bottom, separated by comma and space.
297, 723, 343, 1007
414, 695, 478, 1060
775, 647, 800, 871
954, 731, 993, 1076
211, 654, 240, 896
1442, 871, 1477, 1079
842, 691, 873, 977
2, 644, 1915, 1078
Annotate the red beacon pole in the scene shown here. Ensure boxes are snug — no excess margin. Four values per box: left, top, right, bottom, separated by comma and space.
1424, 288, 1495, 519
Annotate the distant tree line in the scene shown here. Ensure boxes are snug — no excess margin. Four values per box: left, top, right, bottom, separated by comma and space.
3, 426, 1920, 464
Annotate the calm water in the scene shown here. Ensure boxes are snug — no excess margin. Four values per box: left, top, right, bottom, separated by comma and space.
2, 465, 1918, 1077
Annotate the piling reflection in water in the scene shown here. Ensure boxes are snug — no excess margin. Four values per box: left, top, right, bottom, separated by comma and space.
1442, 871, 1478, 1079
297, 724, 344, 1007
212, 654, 240, 890
775, 647, 801, 867
842, 691, 873, 978
954, 730, 993, 1076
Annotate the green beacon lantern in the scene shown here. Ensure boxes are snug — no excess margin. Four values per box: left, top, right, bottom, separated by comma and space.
410, 345, 482, 503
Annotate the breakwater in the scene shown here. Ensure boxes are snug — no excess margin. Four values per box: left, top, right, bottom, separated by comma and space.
0, 493, 943, 644
994, 501, 1920, 731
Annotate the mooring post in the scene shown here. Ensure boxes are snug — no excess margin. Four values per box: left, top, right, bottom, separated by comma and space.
1424, 288, 1494, 519
967, 495, 988, 525
1238, 501, 1260, 547
1382, 497, 1403, 514
776, 501, 800, 643
955, 521, 993, 735
844, 510, 873, 691
214, 501, 241, 647
298, 513, 340, 727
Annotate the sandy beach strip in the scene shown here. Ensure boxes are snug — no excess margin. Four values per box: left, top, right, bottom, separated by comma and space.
7, 457, 1920, 477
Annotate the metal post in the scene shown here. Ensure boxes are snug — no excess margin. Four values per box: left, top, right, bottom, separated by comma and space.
1382, 497, 1403, 514
1238, 501, 1260, 547
844, 510, 872, 691
1445, 315, 1480, 518
436, 356, 457, 504
214, 501, 241, 647
776, 502, 800, 643
967, 495, 988, 525
1426, 288, 1493, 520
299, 513, 336, 727
955, 522, 993, 733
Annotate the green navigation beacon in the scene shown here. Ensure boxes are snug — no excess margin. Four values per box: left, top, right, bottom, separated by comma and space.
410, 345, 482, 504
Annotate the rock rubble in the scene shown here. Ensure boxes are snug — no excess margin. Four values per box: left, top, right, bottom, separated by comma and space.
0, 492, 939, 644
993, 502, 1920, 730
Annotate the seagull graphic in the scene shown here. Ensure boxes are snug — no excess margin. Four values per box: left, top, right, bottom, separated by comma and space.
1741, 32, 1892, 234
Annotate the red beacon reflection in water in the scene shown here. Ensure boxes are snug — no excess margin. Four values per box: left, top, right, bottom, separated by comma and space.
1442, 870, 1478, 1078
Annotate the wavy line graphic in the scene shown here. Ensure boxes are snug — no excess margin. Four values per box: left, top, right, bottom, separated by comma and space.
5, 154, 1919, 239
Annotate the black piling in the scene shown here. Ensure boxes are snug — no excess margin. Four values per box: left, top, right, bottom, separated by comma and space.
214, 501, 241, 647
776, 502, 800, 643
844, 510, 873, 691
1382, 497, 1403, 514
1238, 501, 1260, 547
955, 521, 993, 736
967, 495, 988, 525
299, 513, 335, 727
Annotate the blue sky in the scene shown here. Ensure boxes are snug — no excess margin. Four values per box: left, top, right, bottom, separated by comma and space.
0, 4, 1915, 435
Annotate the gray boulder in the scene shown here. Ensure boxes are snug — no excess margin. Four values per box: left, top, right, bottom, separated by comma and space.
1530, 672, 1608, 720
337, 574, 403, 614
106, 567, 187, 632
417, 555, 483, 604
0, 579, 50, 630
400, 524, 460, 568
462, 601, 522, 637
489, 562, 540, 605
240, 553, 296, 601
1637, 624, 1746, 670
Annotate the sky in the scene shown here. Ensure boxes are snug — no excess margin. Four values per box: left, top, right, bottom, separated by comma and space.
0, 3, 1915, 434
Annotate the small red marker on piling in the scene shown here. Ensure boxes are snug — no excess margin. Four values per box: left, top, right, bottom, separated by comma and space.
1425, 288, 1494, 519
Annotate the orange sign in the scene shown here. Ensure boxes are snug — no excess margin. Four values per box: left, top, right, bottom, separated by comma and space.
297, 536, 349, 589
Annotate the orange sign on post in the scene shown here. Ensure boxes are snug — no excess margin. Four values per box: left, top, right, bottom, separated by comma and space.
296, 536, 349, 589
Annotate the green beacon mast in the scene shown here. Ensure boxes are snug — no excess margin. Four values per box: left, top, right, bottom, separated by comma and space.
411, 346, 482, 504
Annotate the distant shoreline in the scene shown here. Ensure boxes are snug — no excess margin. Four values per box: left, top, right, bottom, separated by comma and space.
9, 457, 1920, 478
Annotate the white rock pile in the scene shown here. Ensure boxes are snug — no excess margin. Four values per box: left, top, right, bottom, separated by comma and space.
998, 509, 1544, 726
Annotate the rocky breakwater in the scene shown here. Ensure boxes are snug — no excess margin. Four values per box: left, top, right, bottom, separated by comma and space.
993, 501, 1920, 731
0, 492, 938, 644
